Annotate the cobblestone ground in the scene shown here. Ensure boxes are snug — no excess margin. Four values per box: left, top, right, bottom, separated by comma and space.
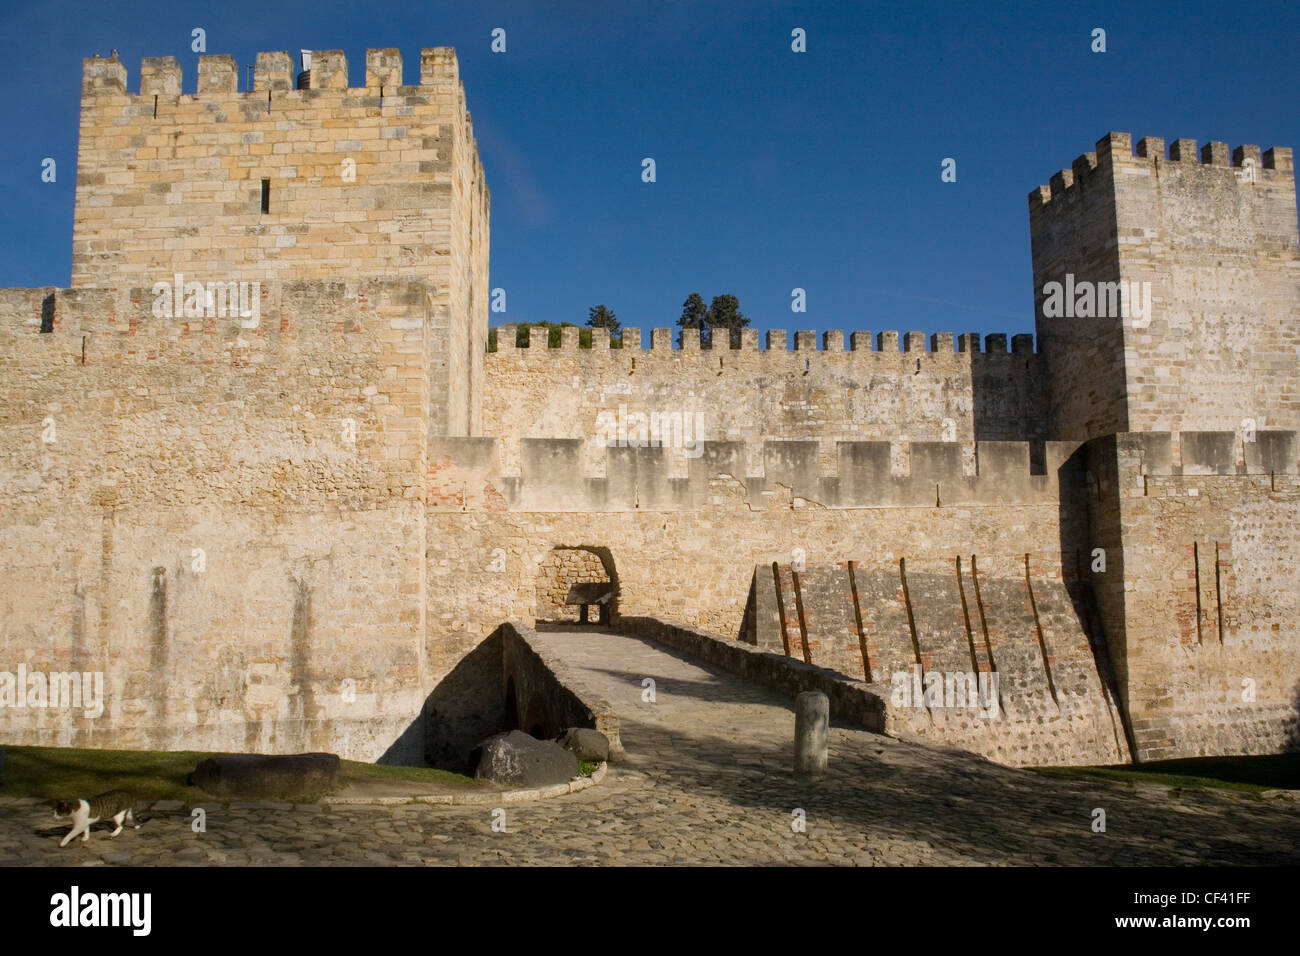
3, 627, 1298, 866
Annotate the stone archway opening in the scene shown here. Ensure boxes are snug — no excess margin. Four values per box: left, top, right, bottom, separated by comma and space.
535, 546, 618, 626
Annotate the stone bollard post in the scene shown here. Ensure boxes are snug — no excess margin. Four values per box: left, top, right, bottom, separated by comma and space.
794, 691, 829, 779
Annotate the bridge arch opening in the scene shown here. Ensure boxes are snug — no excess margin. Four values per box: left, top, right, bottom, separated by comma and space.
503, 676, 519, 731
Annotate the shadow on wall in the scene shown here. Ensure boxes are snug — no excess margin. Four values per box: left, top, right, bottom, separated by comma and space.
384, 545, 619, 770
1286, 682, 1300, 753
504, 676, 518, 730
408, 629, 506, 772
737, 574, 759, 645
288, 575, 320, 751
377, 717, 427, 767
970, 338, 1048, 452
1057, 440, 1138, 762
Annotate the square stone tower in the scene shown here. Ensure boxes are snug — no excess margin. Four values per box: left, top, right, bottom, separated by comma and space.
1031, 133, 1300, 762
73, 47, 490, 435
1030, 132, 1298, 441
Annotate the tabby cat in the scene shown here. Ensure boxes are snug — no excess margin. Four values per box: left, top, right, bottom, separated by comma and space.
53, 790, 139, 847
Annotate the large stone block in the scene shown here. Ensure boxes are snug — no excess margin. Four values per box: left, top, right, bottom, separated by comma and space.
557, 727, 609, 762
473, 731, 578, 786
189, 753, 341, 800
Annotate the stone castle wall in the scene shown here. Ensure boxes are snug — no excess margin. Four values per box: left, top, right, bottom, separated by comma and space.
0, 282, 433, 762
421, 431, 1113, 765
1086, 432, 1300, 761
3, 55, 1299, 773
743, 559, 1130, 768
483, 327, 1047, 475
419, 428, 1297, 765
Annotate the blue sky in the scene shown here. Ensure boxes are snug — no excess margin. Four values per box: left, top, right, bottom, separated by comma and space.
2, 0, 1297, 341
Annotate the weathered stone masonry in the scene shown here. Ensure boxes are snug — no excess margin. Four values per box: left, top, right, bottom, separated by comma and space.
73, 47, 489, 438
0, 45, 1296, 768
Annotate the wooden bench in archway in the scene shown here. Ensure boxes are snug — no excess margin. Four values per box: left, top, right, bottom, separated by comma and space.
565, 582, 613, 625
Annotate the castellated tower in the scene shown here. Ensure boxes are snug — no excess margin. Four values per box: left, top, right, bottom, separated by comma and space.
1032, 133, 1300, 761
1030, 132, 1298, 440
74, 48, 490, 436
0, 47, 492, 763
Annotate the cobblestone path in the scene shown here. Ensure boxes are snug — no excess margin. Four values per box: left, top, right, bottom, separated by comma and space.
3, 627, 1297, 865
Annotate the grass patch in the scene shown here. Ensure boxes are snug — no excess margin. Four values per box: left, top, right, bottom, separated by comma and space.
1034, 754, 1300, 795
577, 760, 600, 777
339, 760, 479, 790
0, 745, 475, 803
1, 746, 210, 802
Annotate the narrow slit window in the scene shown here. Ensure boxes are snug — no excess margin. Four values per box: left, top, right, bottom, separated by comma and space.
260, 179, 270, 214
40, 293, 55, 333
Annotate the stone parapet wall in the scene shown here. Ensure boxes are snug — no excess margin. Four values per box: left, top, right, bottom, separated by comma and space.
619, 615, 888, 732
621, 615, 1126, 767
427, 435, 1081, 512
485, 329, 1048, 473
498, 622, 622, 757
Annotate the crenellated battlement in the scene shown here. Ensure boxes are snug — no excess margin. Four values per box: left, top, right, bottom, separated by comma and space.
428, 430, 1299, 515
431, 429, 1294, 512
1030, 131, 1294, 209
70, 45, 491, 390
492, 325, 1036, 355
1109, 430, 1298, 483
1029, 130, 1300, 444
83, 47, 464, 99
484, 321, 1050, 452
427, 435, 1088, 512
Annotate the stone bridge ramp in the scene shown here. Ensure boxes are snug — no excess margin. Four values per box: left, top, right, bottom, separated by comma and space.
5, 623, 1296, 867
742, 558, 1130, 767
